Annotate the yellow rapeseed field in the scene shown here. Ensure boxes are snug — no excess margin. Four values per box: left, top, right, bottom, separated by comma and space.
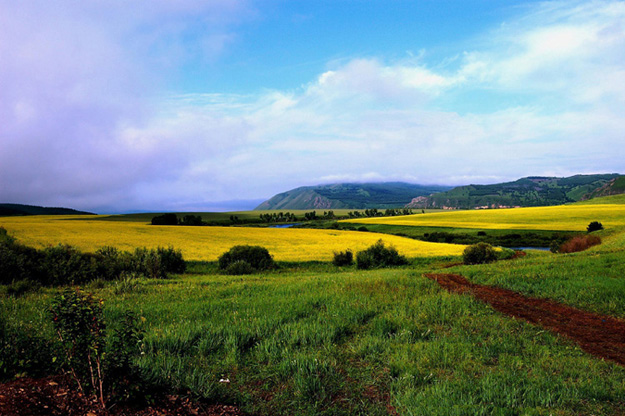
342, 203, 625, 231
0, 216, 464, 261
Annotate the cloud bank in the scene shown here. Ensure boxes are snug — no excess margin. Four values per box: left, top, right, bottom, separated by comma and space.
1, 0, 624, 212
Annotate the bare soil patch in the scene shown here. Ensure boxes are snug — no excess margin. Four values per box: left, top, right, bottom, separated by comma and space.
425, 273, 625, 367
0, 375, 247, 416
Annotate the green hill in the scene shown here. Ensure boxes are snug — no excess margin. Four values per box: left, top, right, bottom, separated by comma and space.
0, 203, 94, 217
255, 182, 452, 210
405, 174, 621, 209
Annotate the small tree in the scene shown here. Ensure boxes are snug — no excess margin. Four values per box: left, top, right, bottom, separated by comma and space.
463, 243, 497, 265
587, 221, 604, 232
218, 245, 275, 274
333, 250, 354, 267
51, 288, 107, 407
356, 240, 408, 269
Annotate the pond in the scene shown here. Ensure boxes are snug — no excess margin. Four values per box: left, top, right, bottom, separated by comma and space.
268, 223, 301, 228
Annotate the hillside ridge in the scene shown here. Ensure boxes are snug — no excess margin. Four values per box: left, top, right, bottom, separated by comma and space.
0, 203, 94, 216
406, 174, 622, 209
255, 182, 451, 210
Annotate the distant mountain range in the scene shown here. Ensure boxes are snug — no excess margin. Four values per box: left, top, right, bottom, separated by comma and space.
0, 203, 94, 216
257, 174, 623, 210
255, 183, 452, 210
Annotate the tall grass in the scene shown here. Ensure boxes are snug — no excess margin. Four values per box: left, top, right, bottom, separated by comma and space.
3, 259, 625, 415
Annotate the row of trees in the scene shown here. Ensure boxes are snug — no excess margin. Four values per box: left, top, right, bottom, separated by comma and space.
151, 214, 205, 226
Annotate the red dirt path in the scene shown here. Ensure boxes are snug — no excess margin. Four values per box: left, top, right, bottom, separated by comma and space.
425, 273, 625, 367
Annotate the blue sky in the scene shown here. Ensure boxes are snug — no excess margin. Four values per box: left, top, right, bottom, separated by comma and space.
1, 0, 624, 213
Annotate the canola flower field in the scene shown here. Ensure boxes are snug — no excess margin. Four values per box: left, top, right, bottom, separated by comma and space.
343, 202, 625, 231
0, 216, 465, 261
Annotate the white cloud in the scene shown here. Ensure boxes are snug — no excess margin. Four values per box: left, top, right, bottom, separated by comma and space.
1, 0, 624, 212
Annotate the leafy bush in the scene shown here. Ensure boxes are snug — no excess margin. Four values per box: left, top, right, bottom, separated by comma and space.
356, 240, 408, 270
224, 260, 256, 275
50, 288, 146, 407
587, 221, 604, 232
0, 231, 185, 286
0, 317, 56, 381
497, 247, 516, 260
558, 235, 602, 253
5, 279, 41, 297
105, 311, 146, 403
156, 246, 186, 274
41, 244, 102, 285
51, 288, 107, 406
0, 240, 45, 284
218, 245, 275, 274
463, 243, 497, 265
133, 248, 166, 279
332, 250, 354, 267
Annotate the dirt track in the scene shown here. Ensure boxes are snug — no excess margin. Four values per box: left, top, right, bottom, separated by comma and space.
425, 273, 625, 367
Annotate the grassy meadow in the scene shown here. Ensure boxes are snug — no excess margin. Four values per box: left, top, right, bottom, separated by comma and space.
2, 197, 625, 415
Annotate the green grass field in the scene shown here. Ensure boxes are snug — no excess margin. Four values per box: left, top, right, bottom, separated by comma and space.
2, 197, 625, 415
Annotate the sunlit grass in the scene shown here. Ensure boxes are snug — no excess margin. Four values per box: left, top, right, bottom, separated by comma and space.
0, 216, 465, 261
3, 265, 625, 415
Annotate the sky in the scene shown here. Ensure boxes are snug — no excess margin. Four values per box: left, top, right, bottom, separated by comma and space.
1, 0, 624, 213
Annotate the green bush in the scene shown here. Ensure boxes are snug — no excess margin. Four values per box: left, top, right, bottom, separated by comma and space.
224, 260, 256, 275
356, 240, 408, 270
587, 221, 604, 232
332, 250, 354, 267
41, 244, 101, 285
463, 243, 497, 265
1, 234, 185, 286
0, 240, 45, 284
156, 246, 186, 274
218, 245, 275, 274
50, 288, 147, 407
51, 288, 107, 406
5, 279, 41, 297
0, 317, 57, 380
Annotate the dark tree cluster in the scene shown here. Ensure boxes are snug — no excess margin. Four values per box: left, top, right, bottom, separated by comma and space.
0, 228, 185, 287
151, 213, 178, 225
259, 212, 298, 223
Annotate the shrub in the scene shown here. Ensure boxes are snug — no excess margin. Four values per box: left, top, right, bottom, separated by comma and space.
0, 241, 44, 284
357, 226, 369, 232
558, 235, 602, 253
497, 247, 516, 260
218, 245, 275, 274
356, 240, 408, 270
0, 316, 57, 381
224, 260, 256, 275
463, 243, 497, 265
587, 221, 604, 232
133, 248, 166, 279
332, 250, 354, 267
156, 246, 186, 274
50, 288, 146, 407
51, 288, 107, 407
5, 279, 41, 297
41, 244, 101, 285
